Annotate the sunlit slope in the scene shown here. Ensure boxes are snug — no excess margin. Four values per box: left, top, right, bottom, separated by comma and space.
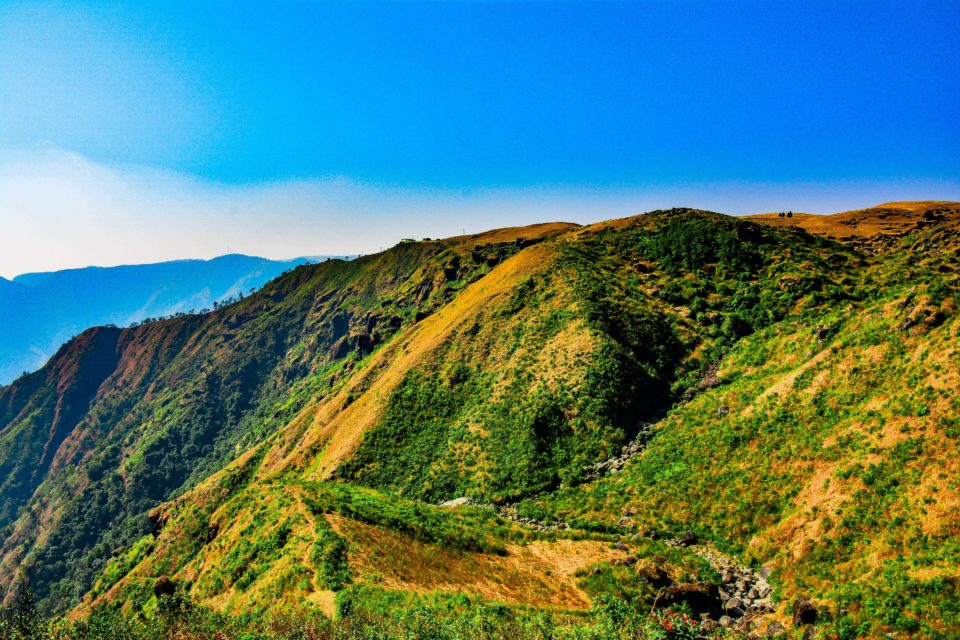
750, 200, 960, 251
0, 222, 574, 612
76, 209, 866, 623
519, 215, 960, 636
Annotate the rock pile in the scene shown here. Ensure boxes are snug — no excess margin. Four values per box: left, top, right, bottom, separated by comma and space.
585, 423, 654, 480
696, 546, 775, 624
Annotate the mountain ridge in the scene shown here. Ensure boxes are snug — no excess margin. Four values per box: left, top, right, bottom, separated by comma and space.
0, 202, 957, 638
0, 254, 330, 386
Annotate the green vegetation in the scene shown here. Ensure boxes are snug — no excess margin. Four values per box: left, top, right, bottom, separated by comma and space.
1, 204, 958, 638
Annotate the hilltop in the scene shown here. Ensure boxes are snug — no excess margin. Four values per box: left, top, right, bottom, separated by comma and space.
0, 202, 957, 639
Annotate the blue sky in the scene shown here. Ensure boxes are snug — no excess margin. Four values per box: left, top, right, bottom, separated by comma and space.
1, 0, 958, 276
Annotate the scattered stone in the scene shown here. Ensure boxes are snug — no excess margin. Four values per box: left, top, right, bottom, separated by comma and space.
585, 424, 653, 479
766, 621, 786, 637
815, 326, 830, 340
792, 597, 818, 626
613, 541, 628, 551
759, 565, 773, 579
719, 615, 734, 628
724, 597, 745, 617
617, 516, 633, 528
716, 405, 730, 416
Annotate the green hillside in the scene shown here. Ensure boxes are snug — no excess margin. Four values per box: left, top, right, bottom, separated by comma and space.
0, 203, 958, 639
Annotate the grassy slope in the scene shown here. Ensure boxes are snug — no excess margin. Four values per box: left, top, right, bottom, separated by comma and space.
0, 224, 573, 613
3, 203, 958, 638
74, 207, 884, 631
520, 213, 960, 637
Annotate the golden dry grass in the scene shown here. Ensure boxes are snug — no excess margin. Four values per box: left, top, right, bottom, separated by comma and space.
749, 201, 960, 244
328, 514, 628, 610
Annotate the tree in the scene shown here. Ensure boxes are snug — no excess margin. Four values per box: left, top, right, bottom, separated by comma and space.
2, 570, 44, 640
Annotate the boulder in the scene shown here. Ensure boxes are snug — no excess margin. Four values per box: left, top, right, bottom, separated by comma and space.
355, 333, 374, 357
724, 597, 745, 618
153, 576, 176, 598
678, 531, 698, 546
637, 563, 671, 588
659, 582, 722, 618
792, 597, 818, 626
442, 256, 461, 281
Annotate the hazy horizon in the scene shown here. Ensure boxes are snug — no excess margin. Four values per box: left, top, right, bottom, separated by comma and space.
2, 0, 957, 278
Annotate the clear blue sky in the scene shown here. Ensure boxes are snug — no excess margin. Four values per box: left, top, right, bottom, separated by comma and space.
0, 0, 958, 275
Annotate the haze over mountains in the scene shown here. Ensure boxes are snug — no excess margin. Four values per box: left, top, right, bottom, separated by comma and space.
0, 255, 339, 385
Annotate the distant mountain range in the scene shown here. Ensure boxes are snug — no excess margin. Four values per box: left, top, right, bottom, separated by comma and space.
0, 255, 350, 385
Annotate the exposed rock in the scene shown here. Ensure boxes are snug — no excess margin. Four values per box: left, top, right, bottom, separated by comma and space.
792, 597, 818, 626
148, 509, 167, 539
585, 423, 653, 479
767, 620, 787, 638
355, 333, 374, 357
331, 335, 351, 359
153, 575, 176, 598
926, 311, 946, 328
439, 497, 472, 508
330, 312, 351, 340
637, 563, 671, 588
678, 531, 698, 546
724, 597, 745, 618
660, 582, 722, 618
